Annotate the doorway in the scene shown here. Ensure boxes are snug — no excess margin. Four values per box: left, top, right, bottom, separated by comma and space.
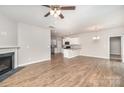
50, 30, 63, 60
110, 36, 122, 62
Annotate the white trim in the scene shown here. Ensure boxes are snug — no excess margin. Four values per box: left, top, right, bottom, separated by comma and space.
0, 46, 20, 49
18, 58, 50, 67
121, 35, 124, 63
80, 54, 109, 59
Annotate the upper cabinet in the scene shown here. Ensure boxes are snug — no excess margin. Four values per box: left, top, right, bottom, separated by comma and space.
63, 37, 80, 45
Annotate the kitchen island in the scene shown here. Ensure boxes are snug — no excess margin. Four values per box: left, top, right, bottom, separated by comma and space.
63, 48, 81, 58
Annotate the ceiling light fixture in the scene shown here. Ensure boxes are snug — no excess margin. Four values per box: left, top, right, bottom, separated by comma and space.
92, 36, 100, 40
91, 25, 102, 40
50, 8, 61, 18
50, 9, 54, 15
54, 13, 58, 18
56, 10, 61, 15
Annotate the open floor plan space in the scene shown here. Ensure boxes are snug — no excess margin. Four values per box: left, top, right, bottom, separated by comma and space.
0, 5, 124, 87
0, 54, 124, 87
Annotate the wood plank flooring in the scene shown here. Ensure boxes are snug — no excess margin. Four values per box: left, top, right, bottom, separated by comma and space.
0, 53, 124, 87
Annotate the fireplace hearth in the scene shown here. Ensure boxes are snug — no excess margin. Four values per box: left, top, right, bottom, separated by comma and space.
0, 52, 14, 75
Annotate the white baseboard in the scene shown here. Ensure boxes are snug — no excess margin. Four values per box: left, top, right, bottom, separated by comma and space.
110, 53, 121, 56
79, 54, 109, 59
18, 58, 50, 67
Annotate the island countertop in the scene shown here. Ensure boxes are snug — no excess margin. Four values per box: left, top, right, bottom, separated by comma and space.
63, 48, 81, 58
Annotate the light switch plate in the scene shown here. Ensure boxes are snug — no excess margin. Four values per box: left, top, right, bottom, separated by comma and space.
1, 31, 7, 36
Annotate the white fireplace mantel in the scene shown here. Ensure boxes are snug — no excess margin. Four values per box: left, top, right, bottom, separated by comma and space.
0, 46, 20, 49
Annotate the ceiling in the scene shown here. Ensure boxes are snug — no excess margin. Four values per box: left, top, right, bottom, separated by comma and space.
0, 5, 123, 36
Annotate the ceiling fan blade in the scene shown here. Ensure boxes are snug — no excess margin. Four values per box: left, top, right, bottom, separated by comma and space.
59, 13, 64, 19
44, 12, 50, 17
61, 6, 75, 10
42, 5, 50, 8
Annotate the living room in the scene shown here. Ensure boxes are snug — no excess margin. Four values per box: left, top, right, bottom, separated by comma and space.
0, 5, 124, 87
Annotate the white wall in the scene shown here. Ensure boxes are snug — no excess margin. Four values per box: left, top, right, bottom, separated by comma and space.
67, 9, 124, 59
18, 23, 51, 66
110, 37, 121, 55
0, 13, 51, 67
0, 13, 17, 46
77, 28, 124, 59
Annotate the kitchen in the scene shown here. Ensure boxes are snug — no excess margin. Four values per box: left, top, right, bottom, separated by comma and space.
51, 36, 81, 58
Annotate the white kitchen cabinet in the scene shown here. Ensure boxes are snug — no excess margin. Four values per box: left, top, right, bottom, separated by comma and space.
63, 49, 80, 58
63, 37, 80, 45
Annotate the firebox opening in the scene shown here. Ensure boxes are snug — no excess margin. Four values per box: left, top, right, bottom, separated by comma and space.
0, 52, 14, 75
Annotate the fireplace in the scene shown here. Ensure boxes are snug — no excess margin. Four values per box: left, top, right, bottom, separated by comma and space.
0, 52, 14, 75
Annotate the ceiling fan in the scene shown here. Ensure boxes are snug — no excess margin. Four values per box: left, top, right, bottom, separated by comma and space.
42, 5, 76, 19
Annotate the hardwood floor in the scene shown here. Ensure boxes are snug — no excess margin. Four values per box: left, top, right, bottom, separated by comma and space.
0, 53, 124, 87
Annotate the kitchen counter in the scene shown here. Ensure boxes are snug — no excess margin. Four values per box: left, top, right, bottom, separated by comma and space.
63, 48, 81, 58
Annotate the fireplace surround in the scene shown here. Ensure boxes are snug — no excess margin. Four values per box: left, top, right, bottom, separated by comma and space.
0, 52, 14, 75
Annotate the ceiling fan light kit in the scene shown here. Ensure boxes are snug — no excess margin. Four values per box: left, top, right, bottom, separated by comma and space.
50, 9, 54, 15
54, 13, 58, 18
56, 10, 61, 15
50, 9, 61, 16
